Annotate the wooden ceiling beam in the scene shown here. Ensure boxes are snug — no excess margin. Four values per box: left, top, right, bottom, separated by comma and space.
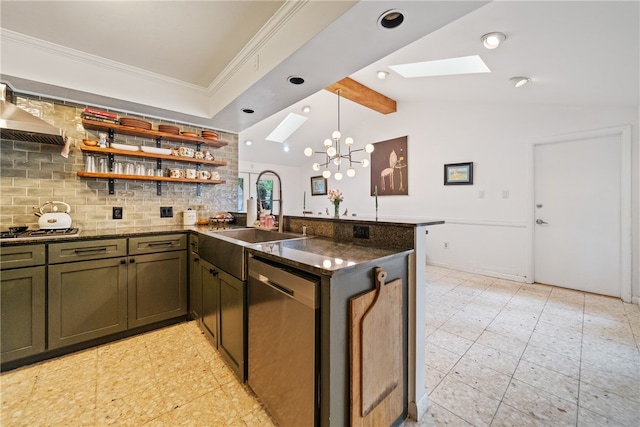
325, 77, 397, 115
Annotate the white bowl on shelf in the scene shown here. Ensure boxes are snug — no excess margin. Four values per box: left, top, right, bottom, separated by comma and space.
110, 143, 139, 151
140, 146, 172, 155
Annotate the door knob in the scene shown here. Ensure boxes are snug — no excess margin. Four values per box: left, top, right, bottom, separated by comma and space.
536, 219, 548, 225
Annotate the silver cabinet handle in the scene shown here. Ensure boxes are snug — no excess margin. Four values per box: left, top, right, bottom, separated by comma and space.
74, 247, 108, 254
536, 219, 548, 225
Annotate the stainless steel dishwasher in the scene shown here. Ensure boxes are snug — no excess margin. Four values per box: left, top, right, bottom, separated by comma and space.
247, 255, 319, 427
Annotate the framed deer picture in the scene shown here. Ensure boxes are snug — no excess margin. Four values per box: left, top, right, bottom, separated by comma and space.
370, 136, 408, 196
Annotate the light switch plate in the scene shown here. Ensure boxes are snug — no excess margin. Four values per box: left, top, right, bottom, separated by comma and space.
160, 206, 173, 218
113, 207, 123, 220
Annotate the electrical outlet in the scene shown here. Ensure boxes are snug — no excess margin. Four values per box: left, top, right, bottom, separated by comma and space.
112, 207, 123, 220
479, 190, 485, 199
353, 225, 370, 239
444, 242, 449, 249
160, 206, 173, 218
502, 190, 510, 199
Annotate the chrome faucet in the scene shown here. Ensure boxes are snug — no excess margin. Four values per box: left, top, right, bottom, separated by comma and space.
256, 170, 283, 233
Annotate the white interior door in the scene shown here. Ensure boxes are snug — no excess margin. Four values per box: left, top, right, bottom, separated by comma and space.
533, 133, 622, 297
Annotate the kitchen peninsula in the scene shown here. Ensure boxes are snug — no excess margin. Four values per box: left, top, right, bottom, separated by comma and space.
1, 216, 443, 426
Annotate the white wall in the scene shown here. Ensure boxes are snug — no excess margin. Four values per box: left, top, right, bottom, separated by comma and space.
294, 102, 639, 296
237, 161, 306, 216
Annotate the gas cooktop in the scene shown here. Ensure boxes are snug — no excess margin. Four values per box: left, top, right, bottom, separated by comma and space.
0, 228, 80, 240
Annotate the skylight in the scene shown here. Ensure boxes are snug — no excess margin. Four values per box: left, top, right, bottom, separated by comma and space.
265, 113, 308, 143
389, 55, 490, 78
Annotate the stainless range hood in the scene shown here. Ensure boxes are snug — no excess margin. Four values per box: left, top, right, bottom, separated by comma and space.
0, 83, 65, 145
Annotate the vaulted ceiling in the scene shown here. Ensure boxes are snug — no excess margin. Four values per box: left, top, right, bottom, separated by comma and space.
1, 1, 638, 167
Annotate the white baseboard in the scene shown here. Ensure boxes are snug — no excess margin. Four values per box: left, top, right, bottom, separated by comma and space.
426, 261, 528, 283
408, 393, 429, 422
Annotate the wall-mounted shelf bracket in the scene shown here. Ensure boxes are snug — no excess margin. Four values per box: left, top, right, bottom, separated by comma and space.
108, 178, 115, 195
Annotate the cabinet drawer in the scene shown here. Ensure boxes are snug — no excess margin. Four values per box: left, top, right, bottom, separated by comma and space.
0, 244, 46, 270
49, 239, 127, 264
129, 233, 187, 255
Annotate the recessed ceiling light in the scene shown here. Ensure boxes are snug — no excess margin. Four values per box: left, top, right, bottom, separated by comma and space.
481, 32, 507, 49
378, 9, 405, 29
266, 112, 308, 143
302, 105, 311, 113
283, 146, 290, 152
389, 55, 490, 78
241, 108, 254, 114
377, 71, 389, 79
510, 76, 531, 87
245, 140, 253, 146
287, 76, 305, 85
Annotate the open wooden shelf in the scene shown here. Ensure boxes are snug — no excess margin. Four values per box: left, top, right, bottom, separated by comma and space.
77, 171, 225, 185
82, 118, 228, 147
80, 145, 227, 166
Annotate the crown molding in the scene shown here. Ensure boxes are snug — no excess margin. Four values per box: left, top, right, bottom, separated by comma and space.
1, 28, 207, 93
206, 0, 309, 95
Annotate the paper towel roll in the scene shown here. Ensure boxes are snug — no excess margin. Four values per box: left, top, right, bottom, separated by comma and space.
246, 198, 257, 227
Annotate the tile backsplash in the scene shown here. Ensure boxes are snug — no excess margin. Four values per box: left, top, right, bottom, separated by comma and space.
0, 94, 238, 231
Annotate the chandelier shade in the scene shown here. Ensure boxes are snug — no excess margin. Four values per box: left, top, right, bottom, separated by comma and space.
304, 89, 373, 180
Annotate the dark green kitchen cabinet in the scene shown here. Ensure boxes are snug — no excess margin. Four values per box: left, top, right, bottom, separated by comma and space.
48, 257, 128, 349
1, 244, 46, 363
217, 267, 246, 380
47, 239, 128, 350
127, 234, 187, 328
198, 254, 246, 379
127, 250, 187, 328
200, 258, 218, 347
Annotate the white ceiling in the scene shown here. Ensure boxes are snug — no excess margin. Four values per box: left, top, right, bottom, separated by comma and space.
1, 1, 487, 130
240, 0, 639, 166
1, 1, 638, 168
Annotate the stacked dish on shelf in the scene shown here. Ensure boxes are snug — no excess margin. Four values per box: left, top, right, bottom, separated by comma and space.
111, 143, 139, 151
120, 117, 152, 130
158, 124, 180, 135
201, 130, 219, 140
141, 146, 172, 155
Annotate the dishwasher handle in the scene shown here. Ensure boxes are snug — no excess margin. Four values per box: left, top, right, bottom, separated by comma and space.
259, 277, 295, 298
248, 257, 318, 309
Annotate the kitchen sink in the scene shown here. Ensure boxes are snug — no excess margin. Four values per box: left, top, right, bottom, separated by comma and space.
198, 228, 305, 280
212, 228, 302, 244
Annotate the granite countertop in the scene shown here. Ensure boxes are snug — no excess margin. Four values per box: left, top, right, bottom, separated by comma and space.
0, 225, 205, 245
246, 237, 413, 276
1, 224, 413, 276
287, 215, 444, 228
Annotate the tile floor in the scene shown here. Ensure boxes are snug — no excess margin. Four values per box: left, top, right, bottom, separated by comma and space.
1, 322, 275, 426
1, 266, 639, 426
406, 266, 640, 427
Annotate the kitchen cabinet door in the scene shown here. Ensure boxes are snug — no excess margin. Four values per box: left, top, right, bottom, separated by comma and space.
200, 259, 218, 347
217, 268, 246, 380
1, 266, 46, 363
189, 251, 202, 323
48, 258, 127, 350
127, 250, 187, 328
189, 235, 202, 323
